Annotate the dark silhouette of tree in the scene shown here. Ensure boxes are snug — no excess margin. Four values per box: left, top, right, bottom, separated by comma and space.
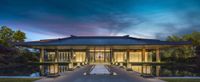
0, 26, 39, 70
164, 31, 200, 68
0, 26, 26, 47
0, 26, 14, 47
13, 30, 26, 43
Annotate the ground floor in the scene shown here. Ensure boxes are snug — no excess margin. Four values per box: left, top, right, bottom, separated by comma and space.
39, 46, 162, 76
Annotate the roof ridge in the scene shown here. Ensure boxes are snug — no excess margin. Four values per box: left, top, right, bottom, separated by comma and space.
69, 35, 130, 38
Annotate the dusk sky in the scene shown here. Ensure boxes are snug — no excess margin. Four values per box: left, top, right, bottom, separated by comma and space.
1, 0, 200, 41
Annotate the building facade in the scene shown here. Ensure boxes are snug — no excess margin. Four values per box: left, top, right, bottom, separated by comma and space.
18, 35, 191, 76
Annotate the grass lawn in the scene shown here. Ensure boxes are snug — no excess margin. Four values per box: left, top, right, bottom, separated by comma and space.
0, 78, 40, 82
161, 78, 200, 82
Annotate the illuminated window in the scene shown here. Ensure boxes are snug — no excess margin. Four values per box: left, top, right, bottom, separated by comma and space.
75, 52, 86, 62
143, 66, 151, 74
147, 52, 153, 62
47, 52, 55, 61
114, 52, 126, 62
129, 51, 142, 62
48, 64, 58, 74
58, 51, 70, 62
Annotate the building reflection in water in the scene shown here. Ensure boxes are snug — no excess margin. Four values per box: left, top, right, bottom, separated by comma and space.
131, 65, 160, 76
40, 64, 68, 76
40, 64, 161, 76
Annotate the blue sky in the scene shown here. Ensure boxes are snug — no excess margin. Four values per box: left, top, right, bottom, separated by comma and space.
1, 0, 200, 41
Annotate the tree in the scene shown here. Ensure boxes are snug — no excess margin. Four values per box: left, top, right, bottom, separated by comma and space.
167, 35, 182, 42
0, 26, 14, 47
13, 30, 26, 42
0, 26, 26, 47
0, 26, 39, 71
164, 34, 189, 62
164, 31, 200, 67
185, 32, 200, 67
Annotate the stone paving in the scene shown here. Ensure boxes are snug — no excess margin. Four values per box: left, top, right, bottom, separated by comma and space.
35, 65, 165, 82
90, 64, 110, 75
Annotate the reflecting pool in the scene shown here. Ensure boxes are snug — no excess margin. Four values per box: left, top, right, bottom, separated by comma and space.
131, 65, 200, 77
0, 64, 200, 77
0, 65, 39, 76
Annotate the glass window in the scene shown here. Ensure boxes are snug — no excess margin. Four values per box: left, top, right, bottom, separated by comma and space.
47, 52, 55, 61
147, 52, 153, 62
48, 64, 58, 74
129, 51, 142, 62
114, 52, 126, 62
58, 51, 71, 62
75, 52, 86, 62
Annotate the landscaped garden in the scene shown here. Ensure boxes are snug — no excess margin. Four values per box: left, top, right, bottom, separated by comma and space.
161, 78, 200, 82
0, 78, 40, 82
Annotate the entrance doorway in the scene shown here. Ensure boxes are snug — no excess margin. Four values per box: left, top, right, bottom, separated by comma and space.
95, 52, 104, 63
89, 48, 111, 63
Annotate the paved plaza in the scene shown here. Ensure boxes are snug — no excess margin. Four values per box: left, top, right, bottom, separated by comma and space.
35, 65, 164, 82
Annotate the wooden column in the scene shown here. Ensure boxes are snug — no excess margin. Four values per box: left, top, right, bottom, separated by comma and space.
110, 48, 112, 64
71, 49, 74, 62
39, 48, 44, 75
126, 49, 129, 63
141, 48, 145, 74
94, 47, 96, 63
123, 50, 126, 63
40, 48, 44, 63
141, 65, 144, 74
104, 47, 106, 62
67, 51, 69, 62
126, 49, 131, 69
156, 66, 160, 76
145, 50, 148, 62
112, 49, 115, 64
142, 48, 146, 62
156, 48, 160, 62
55, 49, 58, 62
86, 48, 90, 64
69, 49, 74, 70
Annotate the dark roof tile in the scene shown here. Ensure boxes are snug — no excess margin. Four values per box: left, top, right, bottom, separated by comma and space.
17, 35, 192, 46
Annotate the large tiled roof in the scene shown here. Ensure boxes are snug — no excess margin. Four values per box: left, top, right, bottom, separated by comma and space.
17, 35, 191, 46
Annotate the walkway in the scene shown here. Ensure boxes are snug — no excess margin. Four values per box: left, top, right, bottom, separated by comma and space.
35, 65, 164, 82
90, 64, 110, 75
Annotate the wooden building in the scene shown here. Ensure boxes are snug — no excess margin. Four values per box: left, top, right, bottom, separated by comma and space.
17, 35, 191, 76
